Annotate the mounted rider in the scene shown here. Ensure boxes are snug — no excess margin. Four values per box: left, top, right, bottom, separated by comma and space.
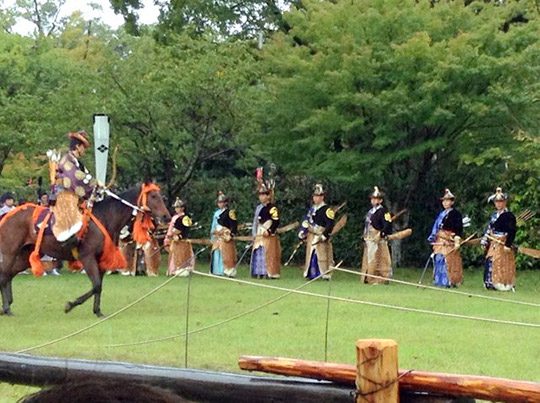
52, 131, 100, 244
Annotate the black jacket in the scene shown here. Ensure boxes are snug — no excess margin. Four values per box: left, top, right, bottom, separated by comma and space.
487, 211, 516, 247
218, 208, 238, 235
441, 209, 463, 238
257, 203, 280, 234
173, 214, 193, 239
312, 205, 335, 238
368, 206, 393, 238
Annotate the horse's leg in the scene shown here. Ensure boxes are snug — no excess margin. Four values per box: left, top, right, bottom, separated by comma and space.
65, 258, 104, 317
0, 250, 29, 316
7, 280, 13, 305
64, 288, 94, 314
0, 273, 14, 316
0, 252, 13, 315
92, 270, 106, 318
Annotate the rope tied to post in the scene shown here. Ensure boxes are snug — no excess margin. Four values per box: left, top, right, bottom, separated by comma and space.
354, 370, 414, 400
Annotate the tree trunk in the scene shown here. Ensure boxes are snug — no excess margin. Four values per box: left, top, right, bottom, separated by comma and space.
0, 146, 11, 178
391, 239, 402, 270
388, 204, 410, 269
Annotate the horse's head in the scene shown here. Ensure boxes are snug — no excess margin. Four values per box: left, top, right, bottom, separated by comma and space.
144, 186, 171, 225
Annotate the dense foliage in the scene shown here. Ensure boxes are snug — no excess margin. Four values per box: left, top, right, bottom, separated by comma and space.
0, 0, 537, 268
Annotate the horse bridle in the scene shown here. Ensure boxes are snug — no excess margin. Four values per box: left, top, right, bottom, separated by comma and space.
103, 188, 151, 216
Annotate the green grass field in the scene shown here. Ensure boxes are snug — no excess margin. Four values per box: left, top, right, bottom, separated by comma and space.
1, 263, 539, 402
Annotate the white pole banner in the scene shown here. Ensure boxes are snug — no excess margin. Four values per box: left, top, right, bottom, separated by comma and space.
93, 114, 110, 184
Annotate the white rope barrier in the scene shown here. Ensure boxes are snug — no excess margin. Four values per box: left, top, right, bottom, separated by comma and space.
15, 248, 208, 354
335, 267, 540, 308
102, 263, 343, 348
190, 271, 540, 329
13, 258, 539, 355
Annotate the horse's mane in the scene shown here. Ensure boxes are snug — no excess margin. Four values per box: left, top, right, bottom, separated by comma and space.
92, 186, 140, 216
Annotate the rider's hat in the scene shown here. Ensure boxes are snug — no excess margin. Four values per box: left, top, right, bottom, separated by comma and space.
68, 131, 90, 148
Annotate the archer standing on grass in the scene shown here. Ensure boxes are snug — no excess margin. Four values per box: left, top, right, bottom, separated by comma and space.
481, 187, 517, 292
250, 170, 281, 279
165, 198, 195, 277
298, 184, 335, 280
210, 191, 238, 277
427, 189, 464, 287
361, 186, 393, 284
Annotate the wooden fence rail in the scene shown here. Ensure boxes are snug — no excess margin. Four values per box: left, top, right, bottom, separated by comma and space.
238, 353, 540, 403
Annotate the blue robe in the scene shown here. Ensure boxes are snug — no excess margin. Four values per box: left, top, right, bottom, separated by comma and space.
210, 208, 225, 275
428, 209, 452, 287
299, 205, 330, 280
250, 204, 267, 277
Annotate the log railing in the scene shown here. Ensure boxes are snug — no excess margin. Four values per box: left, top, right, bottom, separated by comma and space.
239, 344, 540, 403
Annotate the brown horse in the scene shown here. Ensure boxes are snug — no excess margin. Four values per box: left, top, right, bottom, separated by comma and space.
0, 184, 170, 317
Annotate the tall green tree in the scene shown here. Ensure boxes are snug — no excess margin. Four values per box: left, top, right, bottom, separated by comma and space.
109, 0, 142, 35
155, 0, 291, 39
103, 33, 259, 200
250, 0, 539, 265
0, 1, 16, 33
11, 0, 66, 37
0, 13, 112, 195
109, 0, 294, 38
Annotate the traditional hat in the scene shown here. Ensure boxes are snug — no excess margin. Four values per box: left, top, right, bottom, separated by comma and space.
173, 197, 185, 208
369, 186, 384, 199
257, 183, 271, 194
488, 187, 508, 202
256, 168, 270, 194
440, 188, 455, 200
68, 131, 90, 148
255, 167, 277, 207
312, 184, 325, 196
216, 191, 229, 203
258, 178, 276, 195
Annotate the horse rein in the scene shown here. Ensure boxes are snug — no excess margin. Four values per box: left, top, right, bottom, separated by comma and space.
103, 188, 149, 216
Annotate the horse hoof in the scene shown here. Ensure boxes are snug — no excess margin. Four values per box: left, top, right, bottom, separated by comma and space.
64, 302, 73, 313
1, 310, 13, 316
95, 312, 105, 318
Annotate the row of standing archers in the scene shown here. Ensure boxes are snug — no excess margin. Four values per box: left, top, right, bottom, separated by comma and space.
164, 181, 519, 292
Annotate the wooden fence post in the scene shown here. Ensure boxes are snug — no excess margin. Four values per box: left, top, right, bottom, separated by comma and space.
356, 339, 399, 402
